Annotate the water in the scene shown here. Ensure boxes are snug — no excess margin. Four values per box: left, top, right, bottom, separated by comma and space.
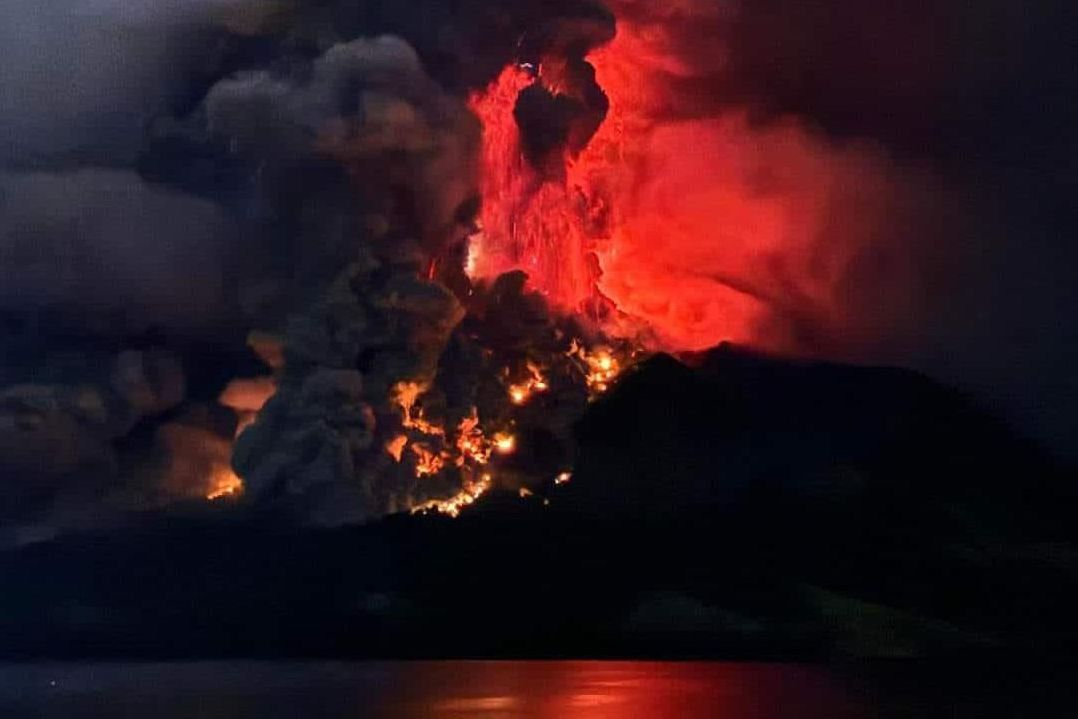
0, 660, 1071, 717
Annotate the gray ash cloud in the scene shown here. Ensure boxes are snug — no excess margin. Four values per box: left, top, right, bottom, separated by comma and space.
0, 0, 611, 538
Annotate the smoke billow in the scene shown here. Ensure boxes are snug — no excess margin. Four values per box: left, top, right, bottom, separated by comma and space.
0, 0, 621, 538
475, 0, 1078, 457
0, 0, 1074, 541
614, 0, 1078, 456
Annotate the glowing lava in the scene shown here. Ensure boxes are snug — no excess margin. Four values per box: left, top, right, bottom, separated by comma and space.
567, 340, 634, 396
395, 381, 447, 438
206, 464, 244, 500
388, 381, 513, 516
507, 361, 549, 406
414, 473, 493, 518
456, 410, 493, 466
467, 18, 829, 352
469, 66, 602, 314
493, 432, 516, 455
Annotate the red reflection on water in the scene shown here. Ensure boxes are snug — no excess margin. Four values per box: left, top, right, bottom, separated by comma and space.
0, 661, 873, 717
396, 661, 867, 719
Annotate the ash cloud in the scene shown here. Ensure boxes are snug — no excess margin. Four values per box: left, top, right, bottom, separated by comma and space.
0, 0, 1073, 541
603, 0, 1078, 457
0, 169, 236, 336
0, 0, 620, 536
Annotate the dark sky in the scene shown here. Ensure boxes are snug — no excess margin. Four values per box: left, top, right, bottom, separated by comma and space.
0, 0, 1075, 458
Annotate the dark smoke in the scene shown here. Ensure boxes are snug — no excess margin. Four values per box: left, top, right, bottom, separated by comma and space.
0, 0, 1074, 541
0, 0, 617, 538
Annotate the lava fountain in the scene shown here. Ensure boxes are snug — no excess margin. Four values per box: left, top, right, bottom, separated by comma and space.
218, 2, 909, 522
467, 9, 885, 353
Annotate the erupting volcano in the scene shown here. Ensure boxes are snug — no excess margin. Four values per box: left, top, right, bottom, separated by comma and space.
0, 0, 980, 532
215, 5, 902, 521
3, 0, 1076, 675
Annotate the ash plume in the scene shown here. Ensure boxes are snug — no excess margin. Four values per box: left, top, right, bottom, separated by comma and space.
0, 0, 1074, 542
0, 0, 620, 537
480, 0, 1078, 457
598, 0, 1078, 456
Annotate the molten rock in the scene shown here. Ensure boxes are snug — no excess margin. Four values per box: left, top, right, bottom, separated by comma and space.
233, 253, 468, 525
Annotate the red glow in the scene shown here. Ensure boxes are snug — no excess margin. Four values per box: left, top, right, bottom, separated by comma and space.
469, 17, 897, 352
469, 67, 601, 313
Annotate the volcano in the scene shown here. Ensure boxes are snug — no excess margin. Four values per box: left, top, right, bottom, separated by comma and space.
2, 346, 1075, 660
0, 0, 1076, 669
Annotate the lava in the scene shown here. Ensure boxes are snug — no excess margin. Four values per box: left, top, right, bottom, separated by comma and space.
395, 381, 447, 438
414, 473, 493, 518
388, 381, 509, 515
567, 340, 634, 396
223, 8, 813, 519
467, 14, 852, 353
385, 434, 409, 463
468, 65, 602, 314
412, 443, 446, 477
456, 410, 493, 466
507, 361, 549, 406
206, 464, 244, 501
493, 432, 517, 455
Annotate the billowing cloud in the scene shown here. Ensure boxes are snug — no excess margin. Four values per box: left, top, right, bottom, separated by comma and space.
0, 169, 236, 336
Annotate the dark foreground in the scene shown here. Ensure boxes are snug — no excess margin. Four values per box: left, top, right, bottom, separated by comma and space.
1, 660, 1076, 718
2, 347, 1076, 660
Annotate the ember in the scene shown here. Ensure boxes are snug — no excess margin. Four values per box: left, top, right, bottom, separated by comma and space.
507, 361, 550, 405
493, 433, 517, 455
568, 340, 634, 396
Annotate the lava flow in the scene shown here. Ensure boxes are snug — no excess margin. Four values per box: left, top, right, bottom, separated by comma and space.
388, 381, 509, 516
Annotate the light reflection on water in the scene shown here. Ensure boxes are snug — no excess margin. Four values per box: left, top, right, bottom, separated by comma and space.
0, 661, 867, 718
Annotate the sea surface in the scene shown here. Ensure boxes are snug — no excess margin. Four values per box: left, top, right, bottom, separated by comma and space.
0, 660, 1072, 717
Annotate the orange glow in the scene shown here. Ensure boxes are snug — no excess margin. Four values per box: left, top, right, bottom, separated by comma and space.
507, 361, 550, 406
394, 381, 446, 437
468, 31, 759, 347
456, 410, 493, 466
493, 432, 516, 455
206, 463, 243, 500
391, 383, 505, 520
216, 335, 278, 502
414, 473, 493, 518
219, 376, 276, 439
412, 443, 447, 477
385, 434, 409, 462
219, 377, 276, 413
568, 340, 631, 396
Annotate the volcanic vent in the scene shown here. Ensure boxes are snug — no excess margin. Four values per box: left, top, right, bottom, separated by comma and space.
215, 14, 643, 525
188, 0, 918, 526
